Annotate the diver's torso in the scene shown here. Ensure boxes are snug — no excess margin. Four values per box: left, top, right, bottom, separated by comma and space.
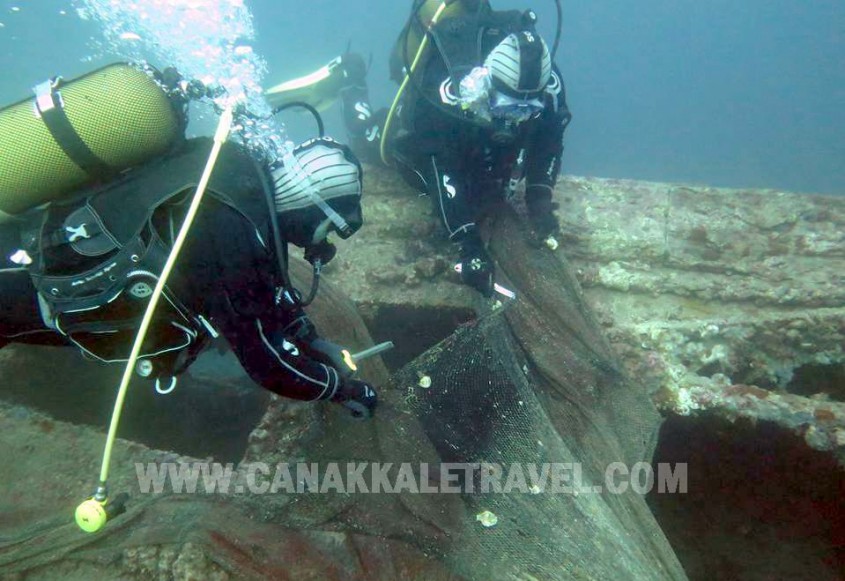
402, 65, 535, 186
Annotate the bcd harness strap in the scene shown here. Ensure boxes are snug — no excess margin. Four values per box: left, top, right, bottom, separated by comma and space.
33, 78, 113, 181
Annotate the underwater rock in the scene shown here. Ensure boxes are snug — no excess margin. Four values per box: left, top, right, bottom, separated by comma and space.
1, 165, 841, 579
552, 176, 844, 462
0, 397, 461, 580
333, 166, 845, 464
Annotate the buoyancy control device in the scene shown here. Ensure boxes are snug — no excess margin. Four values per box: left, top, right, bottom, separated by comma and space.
17, 137, 270, 376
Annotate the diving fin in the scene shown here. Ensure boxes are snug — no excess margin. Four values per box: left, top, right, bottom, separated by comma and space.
265, 55, 353, 113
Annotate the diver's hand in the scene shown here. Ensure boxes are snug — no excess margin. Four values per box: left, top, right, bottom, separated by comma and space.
458, 237, 495, 297
526, 190, 561, 242
530, 208, 560, 241
306, 338, 356, 378
339, 52, 368, 89
331, 378, 378, 420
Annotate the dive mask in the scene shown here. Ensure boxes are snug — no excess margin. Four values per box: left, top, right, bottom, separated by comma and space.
489, 92, 545, 124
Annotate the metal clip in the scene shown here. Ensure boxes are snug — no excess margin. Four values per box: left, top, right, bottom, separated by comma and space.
33, 78, 62, 117
155, 376, 178, 395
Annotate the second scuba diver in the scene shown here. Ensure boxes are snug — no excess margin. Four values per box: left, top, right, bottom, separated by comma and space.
336, 0, 572, 297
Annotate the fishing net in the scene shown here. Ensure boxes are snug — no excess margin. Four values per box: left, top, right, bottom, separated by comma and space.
0, 205, 686, 580
380, 206, 686, 579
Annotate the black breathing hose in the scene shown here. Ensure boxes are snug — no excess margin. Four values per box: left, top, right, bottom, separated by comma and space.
300, 261, 322, 307
253, 157, 298, 302
272, 101, 325, 138
550, 0, 562, 61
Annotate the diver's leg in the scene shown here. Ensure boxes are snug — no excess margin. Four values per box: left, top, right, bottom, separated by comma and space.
419, 155, 478, 243
0, 226, 60, 347
339, 53, 388, 165
417, 156, 496, 295
0, 270, 58, 345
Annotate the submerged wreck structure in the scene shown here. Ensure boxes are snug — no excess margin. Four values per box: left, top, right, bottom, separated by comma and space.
0, 165, 841, 580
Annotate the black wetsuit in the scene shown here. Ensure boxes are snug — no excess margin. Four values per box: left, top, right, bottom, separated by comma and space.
341, 20, 571, 245
0, 139, 341, 403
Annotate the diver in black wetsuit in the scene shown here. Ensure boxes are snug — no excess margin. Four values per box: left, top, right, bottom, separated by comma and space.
339, 0, 572, 297
0, 134, 378, 419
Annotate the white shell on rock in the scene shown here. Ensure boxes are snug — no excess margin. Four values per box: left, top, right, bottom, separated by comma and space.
476, 510, 498, 527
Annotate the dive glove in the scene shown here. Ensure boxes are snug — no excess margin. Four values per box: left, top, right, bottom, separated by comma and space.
332, 378, 378, 420
306, 338, 357, 378
526, 186, 561, 241
339, 52, 368, 89
307, 338, 378, 419
459, 236, 495, 297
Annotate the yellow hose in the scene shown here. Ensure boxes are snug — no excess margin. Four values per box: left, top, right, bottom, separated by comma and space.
96, 105, 234, 487
380, 1, 447, 165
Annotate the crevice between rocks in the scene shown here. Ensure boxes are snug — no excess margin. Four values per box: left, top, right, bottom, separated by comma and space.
649, 413, 845, 581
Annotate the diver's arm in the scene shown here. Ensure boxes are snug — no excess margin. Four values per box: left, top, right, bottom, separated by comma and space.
180, 202, 342, 402
523, 69, 571, 238
524, 69, 570, 192
418, 154, 495, 296
228, 303, 343, 402
213, 259, 343, 402
421, 154, 477, 244
220, 275, 379, 415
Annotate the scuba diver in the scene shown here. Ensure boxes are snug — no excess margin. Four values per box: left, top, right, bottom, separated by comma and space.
0, 62, 378, 419
267, 0, 571, 297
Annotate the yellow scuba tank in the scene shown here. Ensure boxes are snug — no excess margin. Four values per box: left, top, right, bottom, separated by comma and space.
389, 0, 487, 84
0, 63, 183, 222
